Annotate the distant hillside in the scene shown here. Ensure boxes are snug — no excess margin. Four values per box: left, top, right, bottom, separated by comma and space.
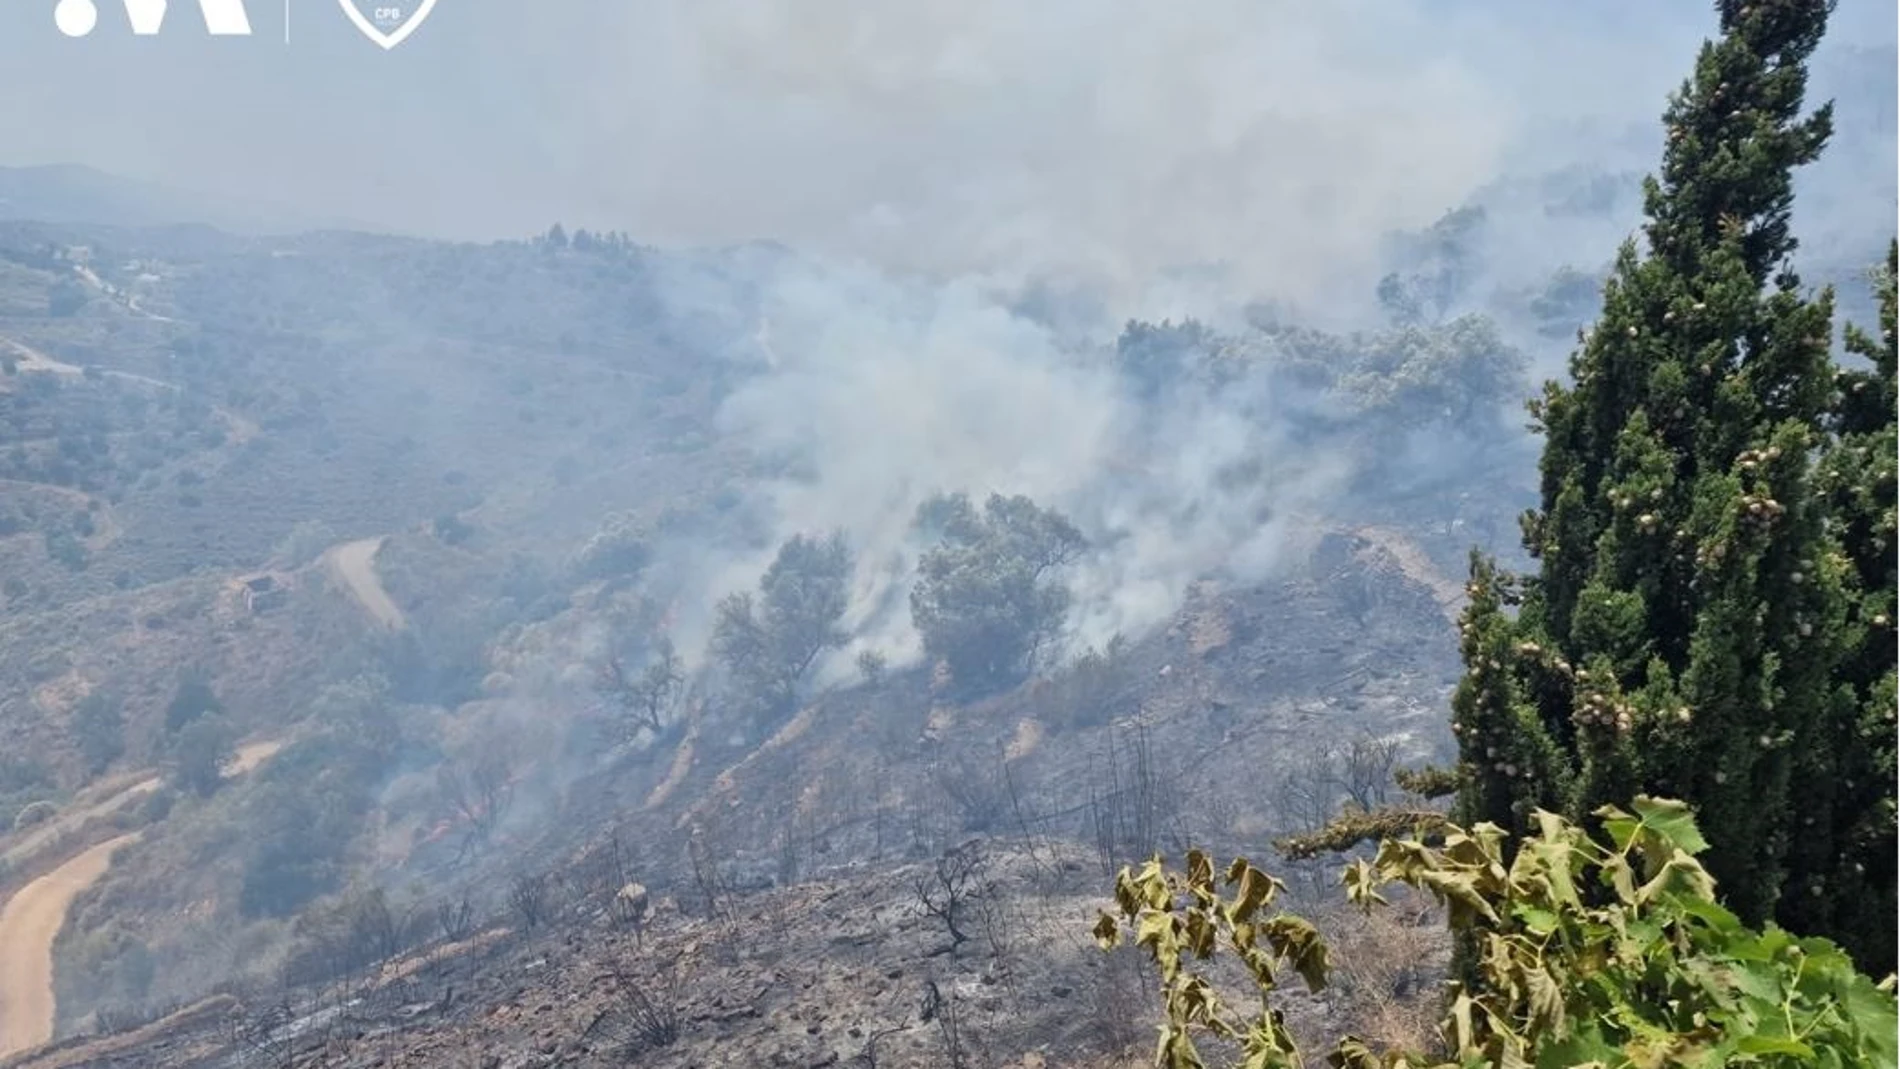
0, 165, 375, 236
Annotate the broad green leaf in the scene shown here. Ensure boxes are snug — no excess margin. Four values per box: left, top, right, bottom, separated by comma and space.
1513, 903, 1562, 936
1673, 895, 1742, 935
1736, 1034, 1816, 1056
1596, 802, 1640, 853
1627, 796, 1710, 854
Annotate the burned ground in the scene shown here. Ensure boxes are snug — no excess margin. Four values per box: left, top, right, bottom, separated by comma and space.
11, 520, 1466, 1069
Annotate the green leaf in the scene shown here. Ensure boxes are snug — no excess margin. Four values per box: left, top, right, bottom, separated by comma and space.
1513, 903, 1562, 936
1735, 1034, 1816, 1057
1627, 796, 1710, 854
1674, 895, 1742, 935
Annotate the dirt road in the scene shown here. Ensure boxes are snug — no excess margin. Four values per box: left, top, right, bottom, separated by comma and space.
0, 740, 283, 874
226, 739, 283, 777
0, 739, 282, 1059
71, 265, 174, 324
0, 778, 155, 875
326, 538, 406, 630
0, 834, 140, 1057
1, 337, 258, 443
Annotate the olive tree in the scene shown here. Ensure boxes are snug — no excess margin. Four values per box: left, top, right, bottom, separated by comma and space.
712, 531, 854, 720
909, 492, 1085, 695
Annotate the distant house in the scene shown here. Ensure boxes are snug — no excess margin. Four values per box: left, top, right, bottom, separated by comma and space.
243, 575, 289, 614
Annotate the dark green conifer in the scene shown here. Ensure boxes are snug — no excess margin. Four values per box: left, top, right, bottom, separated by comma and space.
1787, 242, 1897, 972
1451, 0, 1868, 940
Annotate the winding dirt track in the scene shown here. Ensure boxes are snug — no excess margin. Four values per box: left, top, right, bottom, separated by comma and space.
1, 337, 257, 442
0, 740, 282, 1060
1, 741, 282, 875
0, 834, 140, 1057
326, 538, 406, 630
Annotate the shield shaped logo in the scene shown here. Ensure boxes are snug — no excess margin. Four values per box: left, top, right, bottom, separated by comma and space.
336, 0, 437, 50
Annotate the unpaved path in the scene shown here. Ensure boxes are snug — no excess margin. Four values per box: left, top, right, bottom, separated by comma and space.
0, 740, 282, 874
325, 537, 405, 630
225, 739, 283, 776
1, 337, 258, 443
0, 777, 155, 874
71, 265, 174, 324
0, 834, 140, 1057
0, 738, 281, 1059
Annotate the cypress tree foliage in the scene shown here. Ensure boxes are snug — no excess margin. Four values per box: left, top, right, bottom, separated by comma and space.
1791, 242, 1897, 972
1450, 0, 1853, 935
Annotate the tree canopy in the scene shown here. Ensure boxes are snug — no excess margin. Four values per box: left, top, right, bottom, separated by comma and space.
909, 492, 1086, 695
1444, 0, 1895, 973
712, 530, 854, 722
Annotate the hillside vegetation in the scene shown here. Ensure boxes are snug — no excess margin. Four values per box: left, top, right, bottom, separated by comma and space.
0, 4, 1890, 1068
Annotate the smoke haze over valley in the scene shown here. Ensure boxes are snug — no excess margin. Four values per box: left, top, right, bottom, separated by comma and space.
0, 2, 1892, 1066
3, 2, 1892, 299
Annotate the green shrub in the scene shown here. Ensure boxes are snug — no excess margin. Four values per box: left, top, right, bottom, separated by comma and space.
169, 715, 236, 797
1097, 798, 1899, 1068
12, 799, 57, 830
73, 689, 125, 774
139, 788, 175, 824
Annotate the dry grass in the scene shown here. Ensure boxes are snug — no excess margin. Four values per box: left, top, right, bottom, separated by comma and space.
1320, 891, 1449, 1055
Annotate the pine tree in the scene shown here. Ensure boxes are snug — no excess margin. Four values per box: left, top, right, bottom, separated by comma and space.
1451, 0, 1854, 935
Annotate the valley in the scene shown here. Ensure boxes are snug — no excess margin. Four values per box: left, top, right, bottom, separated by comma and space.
0, 9, 1889, 1055
0, 215, 1524, 1067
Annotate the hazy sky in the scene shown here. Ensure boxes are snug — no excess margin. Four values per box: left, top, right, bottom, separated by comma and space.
0, 1, 1891, 301
0, 0, 1888, 682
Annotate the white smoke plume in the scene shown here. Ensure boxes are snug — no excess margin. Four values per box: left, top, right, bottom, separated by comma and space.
636, 255, 1357, 681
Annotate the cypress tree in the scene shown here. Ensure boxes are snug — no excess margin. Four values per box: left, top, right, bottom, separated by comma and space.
1789, 242, 1897, 972
1450, 0, 1860, 937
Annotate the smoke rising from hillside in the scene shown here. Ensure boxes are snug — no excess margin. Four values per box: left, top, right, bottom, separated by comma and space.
0, 0, 1890, 675
639, 258, 1357, 681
